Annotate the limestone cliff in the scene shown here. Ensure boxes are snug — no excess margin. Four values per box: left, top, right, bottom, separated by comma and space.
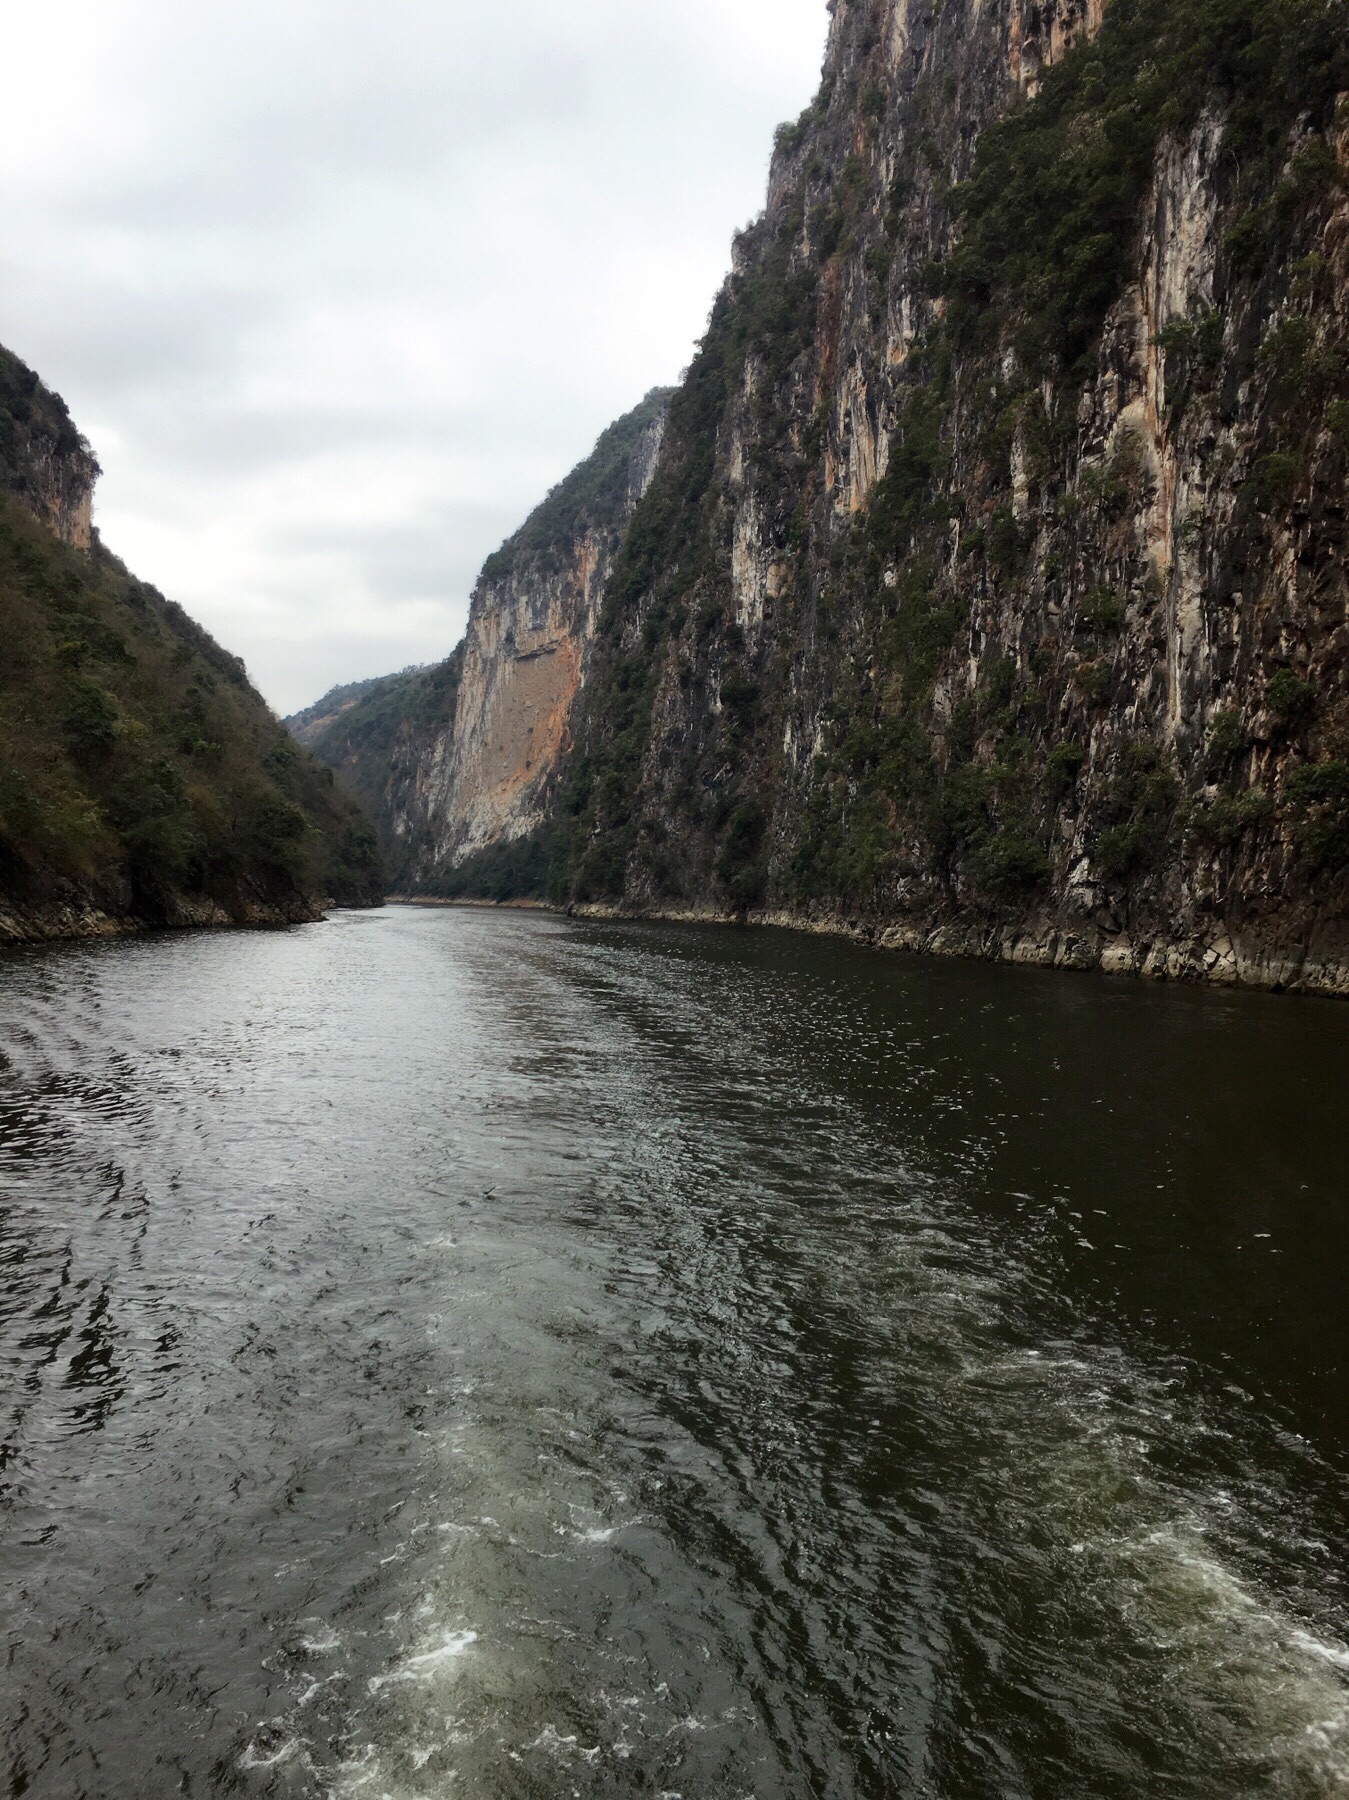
547, 0, 1349, 994
422, 395, 668, 872
293, 393, 668, 895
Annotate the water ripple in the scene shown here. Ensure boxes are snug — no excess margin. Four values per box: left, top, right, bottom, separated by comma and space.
0, 911, 1345, 1798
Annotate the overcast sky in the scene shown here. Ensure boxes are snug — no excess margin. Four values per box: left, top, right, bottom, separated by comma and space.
0, 1, 828, 714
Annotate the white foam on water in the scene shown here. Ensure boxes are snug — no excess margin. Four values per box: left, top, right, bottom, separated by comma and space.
555, 1515, 627, 1545
1081, 1451, 1349, 1785
239, 1729, 306, 1772
949, 1328, 1349, 1791
325, 1742, 381, 1794
367, 1630, 479, 1695
326, 1737, 463, 1798
664, 1714, 714, 1737
526, 1723, 601, 1764
1290, 1630, 1349, 1673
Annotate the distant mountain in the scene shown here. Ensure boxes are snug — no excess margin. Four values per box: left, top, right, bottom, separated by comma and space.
284, 657, 464, 889
0, 342, 384, 943
286, 674, 414, 748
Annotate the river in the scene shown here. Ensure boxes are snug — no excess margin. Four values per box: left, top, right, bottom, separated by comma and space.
1, 906, 1346, 1798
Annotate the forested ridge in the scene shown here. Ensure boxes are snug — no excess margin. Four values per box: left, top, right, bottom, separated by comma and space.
0, 346, 382, 939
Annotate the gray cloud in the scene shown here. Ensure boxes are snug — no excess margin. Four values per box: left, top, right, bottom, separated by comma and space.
0, 0, 828, 713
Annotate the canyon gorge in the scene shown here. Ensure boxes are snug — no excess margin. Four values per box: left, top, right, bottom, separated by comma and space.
300, 0, 1345, 994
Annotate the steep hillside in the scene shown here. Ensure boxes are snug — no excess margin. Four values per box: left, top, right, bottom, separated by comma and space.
294, 392, 669, 899
0, 346, 383, 942
543, 0, 1349, 993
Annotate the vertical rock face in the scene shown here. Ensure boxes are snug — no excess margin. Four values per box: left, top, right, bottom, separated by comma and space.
543, 0, 1349, 992
422, 398, 667, 870
0, 346, 99, 551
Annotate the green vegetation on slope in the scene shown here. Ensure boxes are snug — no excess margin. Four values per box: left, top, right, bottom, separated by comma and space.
0, 493, 382, 926
286, 673, 395, 744
410, 831, 556, 904
797, 0, 1349, 911
288, 655, 463, 887
0, 344, 96, 512
555, 218, 820, 906
480, 389, 673, 586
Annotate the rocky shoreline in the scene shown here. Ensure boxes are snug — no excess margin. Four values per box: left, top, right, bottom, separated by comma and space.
389, 894, 551, 912
564, 902, 1349, 999
0, 892, 333, 948
26, 883, 1338, 996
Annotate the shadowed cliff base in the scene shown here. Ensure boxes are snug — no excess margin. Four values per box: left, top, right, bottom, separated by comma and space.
388, 824, 1349, 997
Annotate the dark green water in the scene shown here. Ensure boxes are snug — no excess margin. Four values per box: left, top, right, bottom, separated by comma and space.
1, 907, 1346, 1798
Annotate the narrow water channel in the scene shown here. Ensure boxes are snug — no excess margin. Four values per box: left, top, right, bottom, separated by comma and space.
1, 907, 1346, 1798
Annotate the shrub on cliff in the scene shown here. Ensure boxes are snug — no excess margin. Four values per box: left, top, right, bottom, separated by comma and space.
1284, 760, 1349, 869
516, 0, 1349, 949
479, 390, 673, 586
